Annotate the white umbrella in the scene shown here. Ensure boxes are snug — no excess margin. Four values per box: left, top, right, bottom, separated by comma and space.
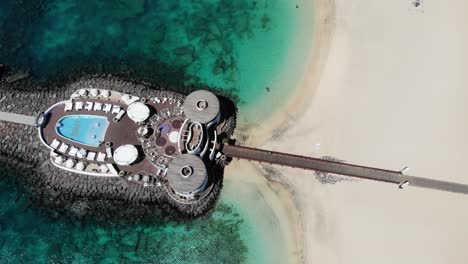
54, 156, 64, 165
75, 162, 85, 171
90, 89, 99, 96
78, 89, 88, 96
101, 90, 110, 98
121, 94, 131, 103
65, 159, 75, 168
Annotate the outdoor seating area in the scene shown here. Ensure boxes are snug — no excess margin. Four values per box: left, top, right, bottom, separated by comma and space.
49, 137, 111, 164
151, 90, 184, 107
127, 173, 161, 187
62, 100, 126, 122
51, 152, 119, 176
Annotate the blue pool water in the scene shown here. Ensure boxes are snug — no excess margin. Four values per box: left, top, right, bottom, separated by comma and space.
56, 115, 109, 147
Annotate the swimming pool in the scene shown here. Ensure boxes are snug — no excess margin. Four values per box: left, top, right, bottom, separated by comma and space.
56, 115, 109, 147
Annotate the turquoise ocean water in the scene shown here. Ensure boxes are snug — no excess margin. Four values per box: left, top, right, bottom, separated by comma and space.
0, 0, 308, 263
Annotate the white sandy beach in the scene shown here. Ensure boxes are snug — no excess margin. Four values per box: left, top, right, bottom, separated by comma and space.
233, 0, 468, 263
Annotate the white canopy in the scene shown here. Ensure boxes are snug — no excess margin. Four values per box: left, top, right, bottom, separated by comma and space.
65, 159, 75, 168
90, 89, 99, 96
55, 156, 64, 165
127, 102, 150, 123
78, 89, 88, 96
114, 145, 139, 166
76, 162, 85, 171
101, 90, 110, 98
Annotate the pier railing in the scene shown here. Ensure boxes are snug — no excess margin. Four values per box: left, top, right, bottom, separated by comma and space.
223, 144, 468, 195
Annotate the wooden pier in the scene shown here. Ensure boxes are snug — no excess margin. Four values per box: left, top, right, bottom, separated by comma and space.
223, 145, 468, 195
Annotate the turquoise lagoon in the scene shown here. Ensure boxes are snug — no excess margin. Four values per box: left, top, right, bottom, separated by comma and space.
0, 0, 313, 263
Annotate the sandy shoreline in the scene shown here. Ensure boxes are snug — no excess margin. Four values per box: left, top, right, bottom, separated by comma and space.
236, 0, 468, 263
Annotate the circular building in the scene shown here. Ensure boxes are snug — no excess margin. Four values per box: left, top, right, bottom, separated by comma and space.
183, 90, 220, 124
166, 154, 208, 196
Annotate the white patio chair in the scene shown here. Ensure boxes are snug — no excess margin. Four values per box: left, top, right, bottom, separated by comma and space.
96, 152, 106, 162
75, 102, 84, 111
103, 104, 112, 113
64, 102, 73, 112
112, 105, 121, 114
85, 102, 93, 111
94, 102, 102, 111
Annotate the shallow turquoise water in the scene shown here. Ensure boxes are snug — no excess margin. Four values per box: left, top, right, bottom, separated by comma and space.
0, 0, 304, 262
0, 0, 298, 106
0, 171, 251, 263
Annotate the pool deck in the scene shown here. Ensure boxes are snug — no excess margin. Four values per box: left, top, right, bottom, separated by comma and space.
40, 96, 182, 176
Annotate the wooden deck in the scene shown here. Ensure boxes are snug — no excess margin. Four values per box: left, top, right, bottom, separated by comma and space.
223, 145, 468, 195
40, 95, 184, 177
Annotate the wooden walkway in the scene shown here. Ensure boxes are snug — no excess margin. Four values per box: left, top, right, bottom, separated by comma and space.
0, 111, 37, 126
223, 145, 468, 195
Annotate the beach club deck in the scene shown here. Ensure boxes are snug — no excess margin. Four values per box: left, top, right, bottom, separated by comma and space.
37, 88, 224, 203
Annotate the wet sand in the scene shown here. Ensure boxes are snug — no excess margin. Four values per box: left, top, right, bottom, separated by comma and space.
237, 0, 468, 263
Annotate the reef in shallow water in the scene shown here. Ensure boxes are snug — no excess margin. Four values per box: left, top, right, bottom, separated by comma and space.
0, 168, 248, 263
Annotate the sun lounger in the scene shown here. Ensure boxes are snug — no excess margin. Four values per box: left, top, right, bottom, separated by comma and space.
106, 146, 113, 158
96, 152, 106, 162
85, 102, 94, 111
64, 102, 73, 112
113, 110, 125, 122
75, 102, 84, 111
58, 143, 69, 153
77, 148, 87, 159
106, 164, 119, 175
93, 102, 102, 111
51, 139, 61, 149
112, 105, 121, 115
103, 104, 112, 113
86, 152, 96, 161
68, 146, 78, 157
